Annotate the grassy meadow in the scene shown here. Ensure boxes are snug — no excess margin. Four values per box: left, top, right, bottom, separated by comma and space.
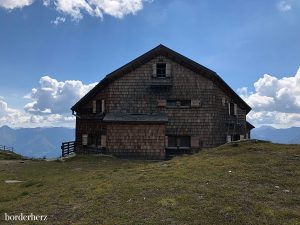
0, 140, 299, 225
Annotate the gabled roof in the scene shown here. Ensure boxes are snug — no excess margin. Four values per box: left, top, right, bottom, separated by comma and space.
71, 44, 251, 113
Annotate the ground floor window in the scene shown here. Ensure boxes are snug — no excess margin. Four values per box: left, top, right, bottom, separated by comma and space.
168, 136, 191, 148
227, 134, 244, 142
82, 134, 102, 146
82, 134, 88, 145
88, 134, 101, 146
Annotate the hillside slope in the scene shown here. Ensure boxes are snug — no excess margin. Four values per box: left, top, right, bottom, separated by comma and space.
0, 150, 24, 160
0, 140, 299, 225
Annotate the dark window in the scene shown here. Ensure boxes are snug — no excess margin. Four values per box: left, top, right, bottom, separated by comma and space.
167, 136, 191, 148
180, 136, 191, 147
229, 102, 235, 115
96, 100, 102, 114
166, 100, 178, 107
168, 136, 177, 147
181, 100, 191, 108
156, 63, 166, 78
88, 134, 100, 146
232, 134, 240, 141
167, 100, 191, 108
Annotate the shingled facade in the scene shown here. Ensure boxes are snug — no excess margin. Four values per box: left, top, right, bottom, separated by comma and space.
71, 45, 254, 159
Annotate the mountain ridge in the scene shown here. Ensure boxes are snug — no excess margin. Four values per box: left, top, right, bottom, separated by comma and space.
251, 126, 300, 144
0, 126, 74, 158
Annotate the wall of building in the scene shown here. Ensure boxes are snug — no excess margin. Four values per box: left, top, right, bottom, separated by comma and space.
76, 55, 248, 152
106, 123, 165, 159
75, 118, 106, 154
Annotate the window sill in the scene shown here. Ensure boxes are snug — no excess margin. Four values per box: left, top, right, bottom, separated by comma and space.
166, 147, 191, 150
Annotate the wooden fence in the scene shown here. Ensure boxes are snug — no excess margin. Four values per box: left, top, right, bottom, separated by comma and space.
0, 145, 14, 152
61, 141, 76, 157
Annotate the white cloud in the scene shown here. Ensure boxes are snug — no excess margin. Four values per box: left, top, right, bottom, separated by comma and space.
0, 76, 96, 128
0, 0, 34, 9
43, 0, 51, 6
247, 111, 300, 128
238, 68, 300, 128
277, 0, 292, 11
52, 0, 146, 21
0, 0, 151, 21
24, 76, 97, 115
53, 0, 96, 20
51, 16, 66, 25
0, 99, 76, 128
244, 68, 300, 113
0, 100, 30, 127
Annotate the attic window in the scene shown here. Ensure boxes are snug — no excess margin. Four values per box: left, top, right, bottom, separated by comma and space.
156, 63, 166, 77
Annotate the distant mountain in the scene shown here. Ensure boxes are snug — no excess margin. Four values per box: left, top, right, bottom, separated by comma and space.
0, 126, 75, 158
252, 126, 300, 144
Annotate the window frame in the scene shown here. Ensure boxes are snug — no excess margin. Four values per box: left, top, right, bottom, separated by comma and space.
82, 134, 88, 146
156, 63, 167, 78
228, 102, 237, 116
167, 135, 191, 149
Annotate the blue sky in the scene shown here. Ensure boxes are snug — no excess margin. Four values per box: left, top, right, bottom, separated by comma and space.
0, 0, 299, 128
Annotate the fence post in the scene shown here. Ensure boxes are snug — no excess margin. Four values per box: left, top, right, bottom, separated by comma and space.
68, 142, 70, 155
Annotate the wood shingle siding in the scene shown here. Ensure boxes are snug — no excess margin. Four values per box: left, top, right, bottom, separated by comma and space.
71, 44, 254, 159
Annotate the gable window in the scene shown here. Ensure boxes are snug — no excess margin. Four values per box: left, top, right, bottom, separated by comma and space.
167, 100, 191, 108
152, 63, 171, 79
167, 136, 191, 148
156, 63, 166, 78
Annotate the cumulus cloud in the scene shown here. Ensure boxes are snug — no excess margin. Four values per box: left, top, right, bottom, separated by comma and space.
51, 16, 66, 25
0, 0, 34, 9
0, 100, 30, 127
248, 111, 300, 128
238, 68, 300, 128
1, 0, 151, 21
24, 76, 97, 115
0, 99, 76, 128
49, 0, 146, 21
0, 76, 96, 128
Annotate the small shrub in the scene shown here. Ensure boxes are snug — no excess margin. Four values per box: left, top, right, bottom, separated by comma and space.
20, 191, 29, 196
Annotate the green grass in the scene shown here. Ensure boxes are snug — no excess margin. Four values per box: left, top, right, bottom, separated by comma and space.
0, 140, 299, 225
0, 150, 24, 160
